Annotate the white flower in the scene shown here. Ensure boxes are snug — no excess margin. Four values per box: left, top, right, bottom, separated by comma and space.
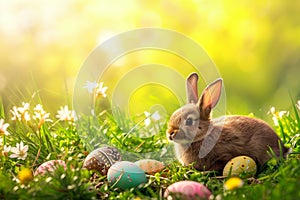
56, 106, 77, 122
296, 100, 300, 111
0, 119, 10, 136
95, 82, 108, 98
269, 107, 276, 114
83, 81, 98, 93
279, 111, 288, 118
33, 104, 44, 113
272, 116, 279, 126
144, 111, 161, 127
83, 81, 108, 98
10, 141, 28, 160
33, 104, 52, 126
10, 102, 31, 121
18, 102, 30, 114
144, 111, 151, 126
2, 145, 11, 157
23, 112, 31, 121
151, 111, 161, 121
11, 106, 21, 121
269, 107, 288, 126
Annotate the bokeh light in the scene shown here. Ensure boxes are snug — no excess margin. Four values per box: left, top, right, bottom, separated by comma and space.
1, 0, 299, 121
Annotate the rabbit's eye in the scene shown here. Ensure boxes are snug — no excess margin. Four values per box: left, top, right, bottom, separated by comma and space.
185, 118, 193, 126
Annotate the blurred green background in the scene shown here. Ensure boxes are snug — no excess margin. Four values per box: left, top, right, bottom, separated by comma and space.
1, 0, 299, 120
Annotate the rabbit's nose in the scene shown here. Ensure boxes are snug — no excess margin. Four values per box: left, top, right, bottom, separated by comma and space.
169, 132, 174, 140
167, 129, 176, 140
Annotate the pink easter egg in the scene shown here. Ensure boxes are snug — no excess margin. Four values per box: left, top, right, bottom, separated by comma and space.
34, 160, 66, 176
164, 181, 211, 200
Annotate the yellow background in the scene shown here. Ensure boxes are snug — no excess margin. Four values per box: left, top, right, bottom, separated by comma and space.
1, 0, 299, 120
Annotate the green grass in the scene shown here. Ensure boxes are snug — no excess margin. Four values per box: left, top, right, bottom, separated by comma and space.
0, 100, 300, 200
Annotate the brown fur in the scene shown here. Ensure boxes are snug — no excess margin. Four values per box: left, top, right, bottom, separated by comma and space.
166, 73, 289, 172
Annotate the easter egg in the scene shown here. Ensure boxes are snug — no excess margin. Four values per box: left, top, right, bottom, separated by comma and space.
34, 160, 66, 176
223, 156, 257, 178
107, 161, 147, 190
164, 181, 211, 200
134, 159, 165, 175
83, 146, 121, 175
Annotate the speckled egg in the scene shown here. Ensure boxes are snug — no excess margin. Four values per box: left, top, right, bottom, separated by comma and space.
134, 159, 165, 175
83, 146, 121, 175
223, 156, 257, 178
164, 181, 211, 200
107, 161, 147, 190
34, 160, 66, 176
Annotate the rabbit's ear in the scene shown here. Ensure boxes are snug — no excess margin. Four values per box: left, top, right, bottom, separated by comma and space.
198, 78, 222, 120
186, 73, 199, 104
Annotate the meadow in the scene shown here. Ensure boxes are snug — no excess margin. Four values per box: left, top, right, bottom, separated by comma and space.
0, 93, 299, 199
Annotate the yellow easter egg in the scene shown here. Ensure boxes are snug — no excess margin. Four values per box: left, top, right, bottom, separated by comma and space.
223, 156, 257, 178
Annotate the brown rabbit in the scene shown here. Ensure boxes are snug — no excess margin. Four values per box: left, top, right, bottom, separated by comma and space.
166, 73, 289, 172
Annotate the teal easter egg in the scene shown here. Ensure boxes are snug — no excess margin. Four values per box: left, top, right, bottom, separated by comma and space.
107, 161, 147, 190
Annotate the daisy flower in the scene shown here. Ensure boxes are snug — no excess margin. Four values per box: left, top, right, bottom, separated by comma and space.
0, 119, 10, 136
10, 102, 31, 121
10, 106, 21, 121
18, 102, 30, 114
269, 107, 288, 126
56, 106, 77, 122
95, 82, 108, 98
83, 80, 98, 93
151, 111, 161, 121
2, 145, 11, 157
33, 104, 52, 127
144, 111, 161, 127
10, 141, 29, 160
83, 81, 108, 98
